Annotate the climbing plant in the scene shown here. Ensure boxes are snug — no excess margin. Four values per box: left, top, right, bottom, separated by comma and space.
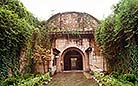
0, 0, 40, 80
95, 0, 138, 73
0, 0, 39, 27
30, 25, 51, 73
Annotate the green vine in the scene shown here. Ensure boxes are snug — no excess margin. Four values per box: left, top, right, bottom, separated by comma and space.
0, 0, 39, 80
95, 0, 138, 73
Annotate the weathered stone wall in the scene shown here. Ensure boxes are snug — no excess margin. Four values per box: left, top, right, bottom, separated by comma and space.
46, 12, 99, 32
19, 48, 27, 74
54, 38, 90, 72
47, 12, 106, 73
34, 61, 48, 74
89, 39, 107, 71
55, 38, 89, 52
19, 48, 49, 74
50, 37, 106, 72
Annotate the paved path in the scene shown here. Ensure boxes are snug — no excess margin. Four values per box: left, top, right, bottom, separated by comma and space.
46, 72, 98, 86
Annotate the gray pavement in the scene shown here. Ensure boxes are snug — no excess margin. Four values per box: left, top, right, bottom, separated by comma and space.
46, 72, 98, 86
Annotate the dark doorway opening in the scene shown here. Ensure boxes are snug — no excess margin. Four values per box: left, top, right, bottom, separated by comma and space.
64, 50, 83, 70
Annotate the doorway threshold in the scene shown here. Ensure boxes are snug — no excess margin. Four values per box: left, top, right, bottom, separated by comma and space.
63, 70, 84, 72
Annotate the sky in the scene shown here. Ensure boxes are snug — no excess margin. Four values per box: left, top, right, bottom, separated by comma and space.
20, 0, 120, 20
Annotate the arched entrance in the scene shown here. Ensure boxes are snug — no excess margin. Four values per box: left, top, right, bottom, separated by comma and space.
64, 50, 83, 70
62, 47, 84, 71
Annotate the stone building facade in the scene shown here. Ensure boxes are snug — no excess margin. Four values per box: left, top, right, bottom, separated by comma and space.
47, 12, 106, 73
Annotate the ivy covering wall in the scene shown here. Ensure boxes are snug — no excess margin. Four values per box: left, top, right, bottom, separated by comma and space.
0, 0, 39, 79
95, 0, 138, 74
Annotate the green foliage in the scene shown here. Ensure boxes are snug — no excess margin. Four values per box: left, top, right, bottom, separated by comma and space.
0, 8, 32, 79
90, 71, 94, 75
0, 0, 39, 79
93, 71, 135, 86
0, 77, 18, 86
95, 0, 138, 73
18, 73, 51, 86
0, 0, 39, 27
122, 74, 136, 83
101, 76, 134, 86
116, 45, 138, 75
111, 71, 119, 79
0, 73, 51, 86
38, 21, 51, 49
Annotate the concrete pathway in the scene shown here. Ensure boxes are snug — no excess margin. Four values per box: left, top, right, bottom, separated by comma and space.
46, 72, 98, 86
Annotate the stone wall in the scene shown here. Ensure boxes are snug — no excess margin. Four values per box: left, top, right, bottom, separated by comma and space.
47, 12, 106, 73
34, 61, 49, 74
50, 37, 107, 72
89, 39, 107, 71
46, 12, 99, 32
19, 48, 49, 74
55, 38, 89, 52
19, 48, 27, 74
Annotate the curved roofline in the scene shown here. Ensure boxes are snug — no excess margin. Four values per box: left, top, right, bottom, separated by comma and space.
46, 11, 100, 24
83, 12, 100, 24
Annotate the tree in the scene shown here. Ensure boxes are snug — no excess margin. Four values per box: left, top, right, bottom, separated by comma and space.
95, 0, 138, 73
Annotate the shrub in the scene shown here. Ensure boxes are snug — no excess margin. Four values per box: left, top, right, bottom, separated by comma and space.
95, 0, 138, 73
22, 73, 34, 79
93, 71, 134, 86
90, 71, 94, 75
122, 74, 137, 83
0, 77, 18, 86
111, 71, 119, 79
0, 73, 51, 86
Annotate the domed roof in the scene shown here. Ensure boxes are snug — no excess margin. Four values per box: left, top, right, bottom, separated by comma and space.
46, 12, 100, 32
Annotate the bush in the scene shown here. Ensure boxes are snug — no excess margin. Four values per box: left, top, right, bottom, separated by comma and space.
0, 73, 51, 86
0, 77, 18, 86
93, 71, 134, 86
95, 0, 138, 72
90, 71, 94, 75
122, 74, 137, 83
22, 73, 34, 79
111, 71, 120, 79
18, 73, 51, 86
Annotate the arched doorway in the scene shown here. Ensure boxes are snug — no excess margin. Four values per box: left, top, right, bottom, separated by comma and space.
64, 50, 83, 70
